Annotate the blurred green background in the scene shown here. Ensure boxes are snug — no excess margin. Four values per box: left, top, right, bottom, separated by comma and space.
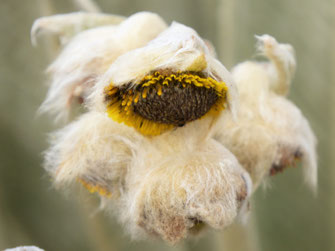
0, 0, 334, 250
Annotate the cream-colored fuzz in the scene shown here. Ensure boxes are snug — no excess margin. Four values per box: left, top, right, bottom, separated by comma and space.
39, 13, 251, 243
124, 136, 250, 243
45, 112, 251, 243
215, 35, 317, 190
36, 12, 167, 121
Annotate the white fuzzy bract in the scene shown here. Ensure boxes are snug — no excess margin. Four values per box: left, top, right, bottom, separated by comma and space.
215, 35, 317, 190
37, 12, 167, 121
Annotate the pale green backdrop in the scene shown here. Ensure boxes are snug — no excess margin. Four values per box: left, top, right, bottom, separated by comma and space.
0, 0, 333, 250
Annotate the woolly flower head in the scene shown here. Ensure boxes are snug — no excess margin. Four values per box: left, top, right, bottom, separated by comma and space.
215, 35, 317, 190
90, 22, 237, 135
34, 11, 251, 244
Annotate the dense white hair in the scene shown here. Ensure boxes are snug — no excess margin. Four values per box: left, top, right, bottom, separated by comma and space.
215, 35, 317, 190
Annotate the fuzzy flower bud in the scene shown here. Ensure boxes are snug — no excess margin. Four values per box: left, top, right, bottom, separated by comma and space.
215, 35, 317, 190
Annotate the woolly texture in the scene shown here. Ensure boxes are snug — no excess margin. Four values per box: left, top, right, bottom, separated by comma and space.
44, 112, 138, 198
123, 134, 251, 243
37, 12, 251, 243
35, 10, 316, 244
45, 112, 251, 243
215, 35, 317, 190
37, 12, 167, 121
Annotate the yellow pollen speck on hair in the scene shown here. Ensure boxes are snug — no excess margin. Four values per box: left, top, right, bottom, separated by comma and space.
104, 71, 228, 136
78, 178, 112, 198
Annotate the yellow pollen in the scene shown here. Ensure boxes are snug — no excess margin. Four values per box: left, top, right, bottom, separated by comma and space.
134, 92, 140, 103
142, 88, 148, 98
157, 84, 163, 96
121, 99, 127, 106
78, 178, 112, 198
127, 95, 133, 106
104, 70, 228, 136
107, 88, 118, 95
